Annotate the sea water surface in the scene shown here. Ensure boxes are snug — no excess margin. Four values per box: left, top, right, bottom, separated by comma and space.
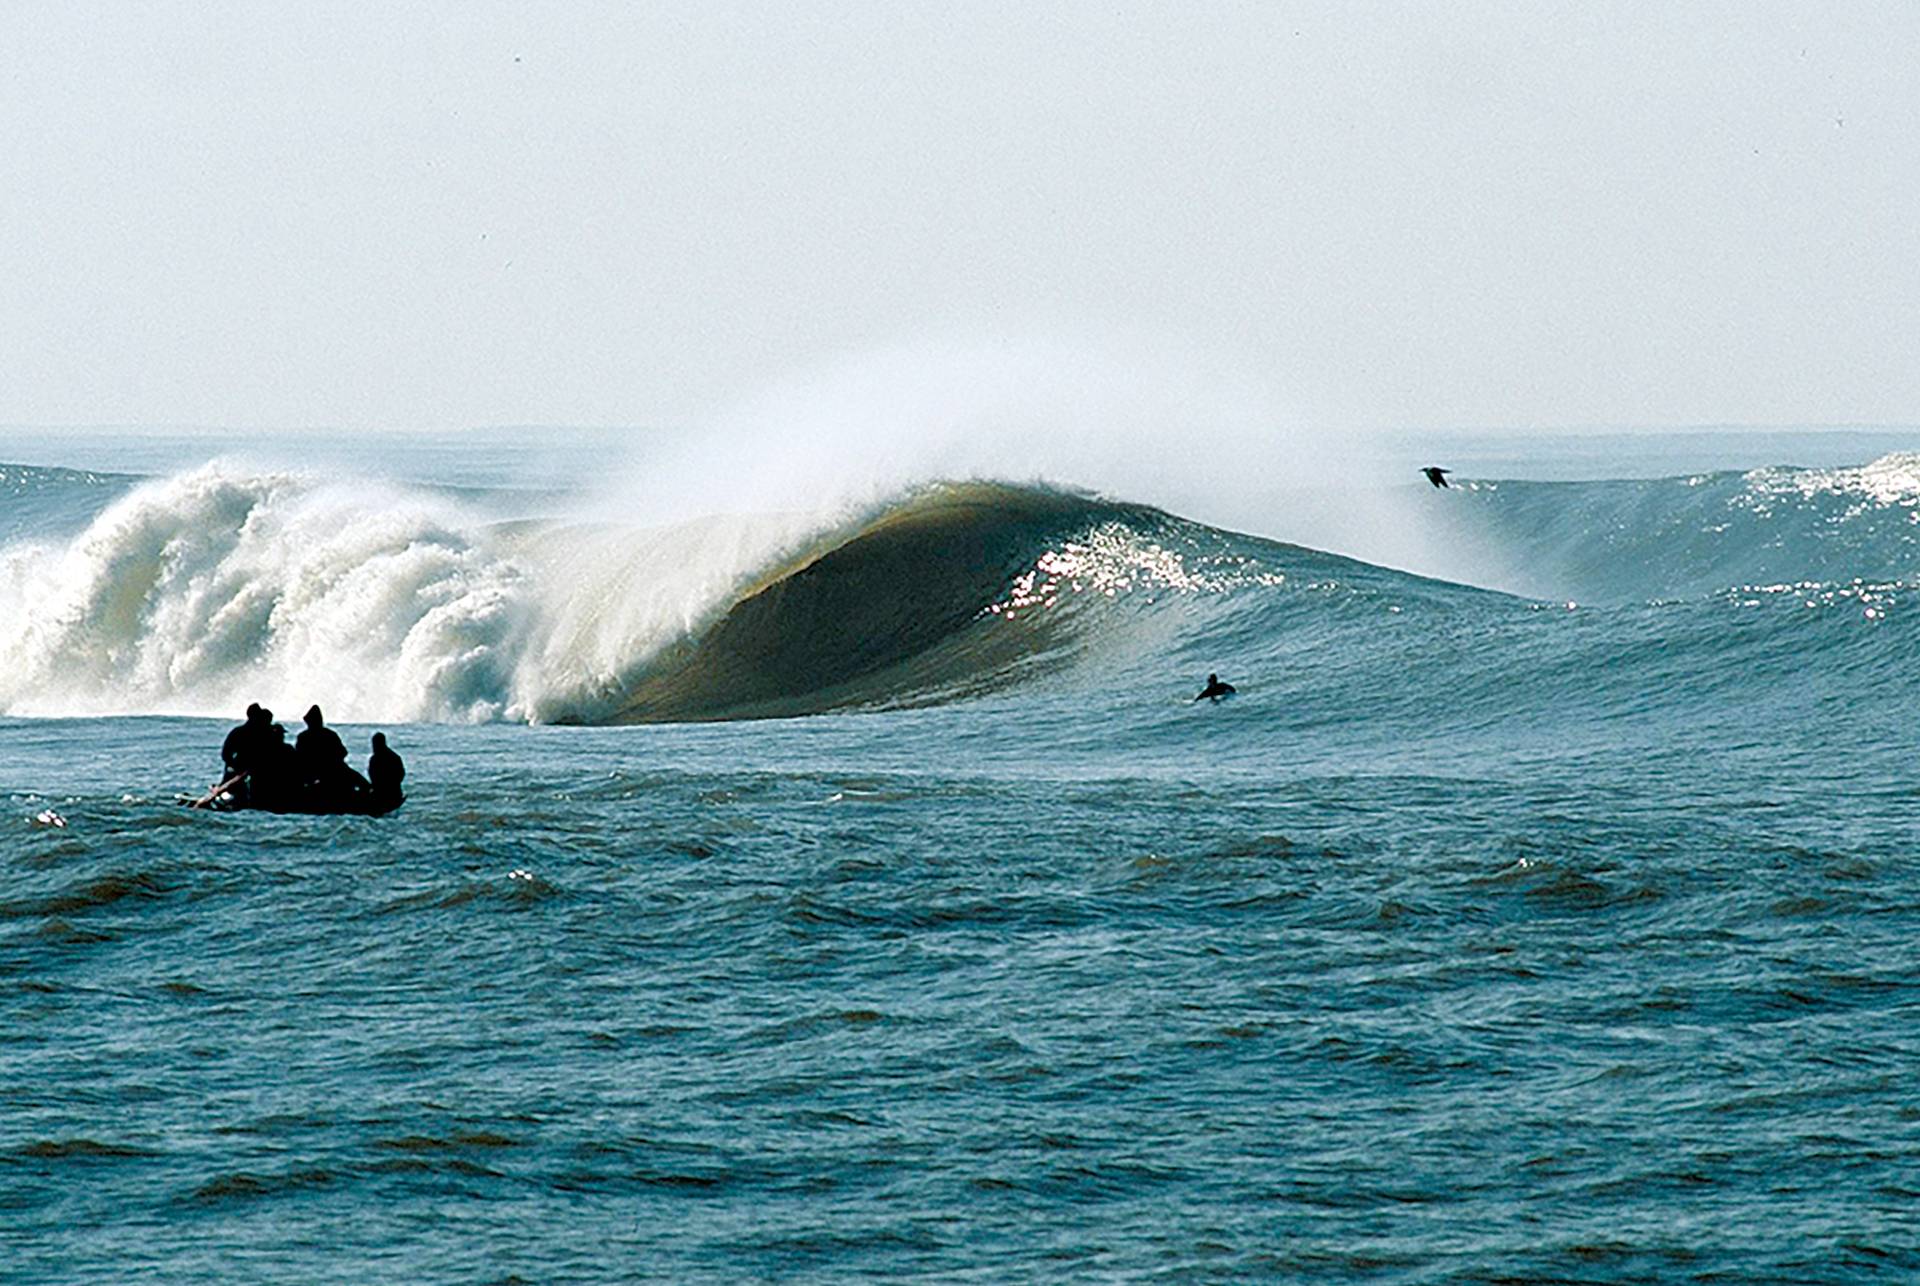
3, 429, 1919, 1281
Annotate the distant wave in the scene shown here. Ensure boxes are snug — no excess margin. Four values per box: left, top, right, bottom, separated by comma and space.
1401, 452, 1920, 604
0, 462, 134, 545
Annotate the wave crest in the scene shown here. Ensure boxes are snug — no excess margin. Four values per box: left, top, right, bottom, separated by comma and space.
0, 468, 1278, 724
545, 483, 1230, 723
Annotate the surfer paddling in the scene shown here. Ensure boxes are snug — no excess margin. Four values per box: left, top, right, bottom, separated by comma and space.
1194, 673, 1236, 702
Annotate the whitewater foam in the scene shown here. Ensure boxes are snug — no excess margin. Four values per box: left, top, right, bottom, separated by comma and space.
0, 464, 528, 722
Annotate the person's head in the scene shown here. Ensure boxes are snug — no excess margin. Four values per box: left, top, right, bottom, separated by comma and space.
371, 732, 386, 750
246, 702, 262, 721
1208, 673, 1218, 684
305, 704, 323, 728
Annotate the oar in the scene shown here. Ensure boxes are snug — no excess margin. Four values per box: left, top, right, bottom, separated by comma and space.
189, 772, 248, 809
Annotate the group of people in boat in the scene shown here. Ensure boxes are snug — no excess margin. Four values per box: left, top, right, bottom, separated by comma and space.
217, 703, 405, 815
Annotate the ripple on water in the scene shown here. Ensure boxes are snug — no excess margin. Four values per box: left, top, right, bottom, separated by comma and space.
25, 918, 114, 945
379, 872, 565, 915
6, 677, 1920, 1282
0, 870, 175, 919
14, 1138, 158, 1160
373, 1131, 520, 1152
189, 1168, 339, 1202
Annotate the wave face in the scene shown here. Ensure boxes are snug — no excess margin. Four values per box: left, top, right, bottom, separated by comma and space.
574, 484, 1300, 723
1, 454, 1917, 726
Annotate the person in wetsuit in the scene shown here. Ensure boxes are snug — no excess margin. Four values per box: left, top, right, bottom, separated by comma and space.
248, 718, 298, 811
220, 703, 271, 801
1195, 673, 1236, 702
367, 732, 405, 815
294, 705, 370, 810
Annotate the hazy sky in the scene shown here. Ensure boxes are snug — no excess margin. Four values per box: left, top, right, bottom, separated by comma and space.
5, 2, 1918, 433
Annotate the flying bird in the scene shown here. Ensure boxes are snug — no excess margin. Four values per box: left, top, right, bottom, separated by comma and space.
1422, 467, 1452, 489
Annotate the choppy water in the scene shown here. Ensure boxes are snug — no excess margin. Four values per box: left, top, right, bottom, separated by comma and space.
5, 431, 1920, 1281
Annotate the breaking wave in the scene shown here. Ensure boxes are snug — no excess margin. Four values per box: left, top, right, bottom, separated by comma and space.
0, 466, 526, 722
0, 464, 1311, 723
3, 452, 1918, 725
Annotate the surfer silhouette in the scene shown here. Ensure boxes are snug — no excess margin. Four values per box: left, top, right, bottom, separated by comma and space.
1422, 466, 1452, 489
368, 732, 406, 815
1194, 673, 1236, 702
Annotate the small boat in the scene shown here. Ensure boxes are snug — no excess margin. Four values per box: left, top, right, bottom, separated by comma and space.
185, 773, 403, 817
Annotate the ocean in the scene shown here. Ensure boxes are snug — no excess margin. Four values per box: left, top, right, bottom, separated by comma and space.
3, 426, 1918, 1281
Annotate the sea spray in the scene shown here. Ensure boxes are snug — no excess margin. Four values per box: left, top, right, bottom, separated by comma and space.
582, 334, 1315, 532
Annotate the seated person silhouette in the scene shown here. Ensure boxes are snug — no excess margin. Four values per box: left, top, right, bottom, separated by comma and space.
247, 719, 298, 811
368, 732, 406, 816
220, 703, 273, 802
294, 705, 371, 810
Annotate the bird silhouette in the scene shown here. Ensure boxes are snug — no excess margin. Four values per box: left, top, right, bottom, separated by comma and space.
1422, 466, 1452, 489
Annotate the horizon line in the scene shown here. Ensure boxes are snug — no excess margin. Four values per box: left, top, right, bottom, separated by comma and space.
3, 420, 1919, 438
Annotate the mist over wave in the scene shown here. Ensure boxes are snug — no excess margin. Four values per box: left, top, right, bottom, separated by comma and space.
581, 335, 1322, 532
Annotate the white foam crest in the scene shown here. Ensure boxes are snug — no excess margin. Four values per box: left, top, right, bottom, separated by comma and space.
1743, 452, 1920, 509
0, 462, 531, 721
0, 460, 892, 724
